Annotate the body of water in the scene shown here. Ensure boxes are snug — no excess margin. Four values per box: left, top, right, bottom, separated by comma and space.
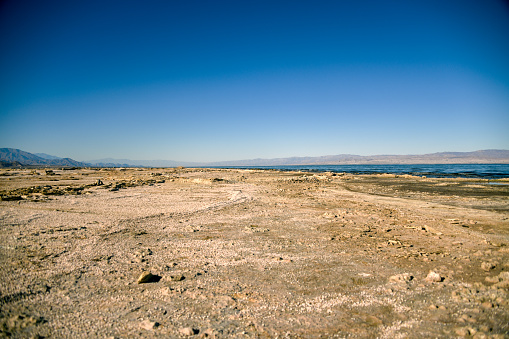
218, 164, 509, 179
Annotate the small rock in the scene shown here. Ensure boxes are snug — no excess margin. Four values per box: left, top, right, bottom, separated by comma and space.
389, 273, 413, 283
481, 302, 494, 309
170, 274, 185, 281
485, 276, 500, 283
179, 327, 199, 336
455, 327, 470, 337
140, 319, 159, 330
481, 262, 496, 271
137, 271, 156, 284
425, 271, 443, 282
479, 325, 491, 333
493, 280, 509, 289
499, 271, 509, 280
365, 315, 383, 326
199, 328, 215, 338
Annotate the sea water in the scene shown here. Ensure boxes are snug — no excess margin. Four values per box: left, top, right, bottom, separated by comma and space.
218, 164, 509, 179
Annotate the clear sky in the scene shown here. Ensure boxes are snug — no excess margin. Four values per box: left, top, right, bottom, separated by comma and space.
1, 0, 508, 162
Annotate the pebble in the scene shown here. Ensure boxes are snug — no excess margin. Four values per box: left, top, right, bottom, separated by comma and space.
179, 327, 199, 336
170, 274, 185, 281
481, 262, 496, 271
200, 328, 215, 338
389, 273, 413, 283
485, 275, 500, 283
481, 301, 494, 309
425, 271, 443, 282
498, 271, 509, 280
455, 327, 470, 336
140, 319, 159, 330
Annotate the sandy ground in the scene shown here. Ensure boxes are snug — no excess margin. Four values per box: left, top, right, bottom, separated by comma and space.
1, 167, 508, 338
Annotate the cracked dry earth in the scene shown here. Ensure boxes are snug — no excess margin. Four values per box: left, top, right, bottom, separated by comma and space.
1, 168, 509, 338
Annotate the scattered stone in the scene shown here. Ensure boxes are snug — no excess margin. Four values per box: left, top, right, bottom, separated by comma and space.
170, 274, 185, 281
493, 280, 509, 289
499, 271, 509, 280
199, 328, 215, 338
481, 302, 494, 309
365, 315, 383, 326
389, 273, 413, 283
5, 314, 45, 330
455, 327, 470, 337
137, 271, 158, 284
425, 271, 443, 282
140, 319, 159, 330
179, 327, 199, 336
481, 262, 496, 271
0, 194, 24, 201
485, 276, 500, 283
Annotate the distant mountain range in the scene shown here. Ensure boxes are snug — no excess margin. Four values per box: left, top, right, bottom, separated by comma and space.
208, 150, 509, 166
0, 148, 88, 168
1, 148, 509, 168
85, 158, 187, 168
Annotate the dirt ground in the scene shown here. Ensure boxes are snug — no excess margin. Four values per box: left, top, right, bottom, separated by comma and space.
1, 167, 508, 338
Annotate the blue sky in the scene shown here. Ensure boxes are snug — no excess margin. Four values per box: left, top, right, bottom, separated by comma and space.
1, 0, 508, 162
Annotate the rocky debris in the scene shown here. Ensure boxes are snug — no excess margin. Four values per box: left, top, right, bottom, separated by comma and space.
0, 184, 89, 199
0, 195, 23, 201
485, 271, 509, 289
0, 313, 45, 335
244, 225, 269, 233
1, 167, 508, 338
135, 248, 152, 258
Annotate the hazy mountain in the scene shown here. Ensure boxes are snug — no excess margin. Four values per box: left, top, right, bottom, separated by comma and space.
0, 148, 48, 165
208, 150, 509, 166
2, 148, 509, 168
0, 148, 88, 167
85, 150, 509, 166
34, 153, 62, 160
86, 158, 199, 167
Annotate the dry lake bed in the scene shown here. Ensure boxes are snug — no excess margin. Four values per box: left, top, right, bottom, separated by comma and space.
1, 167, 508, 338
